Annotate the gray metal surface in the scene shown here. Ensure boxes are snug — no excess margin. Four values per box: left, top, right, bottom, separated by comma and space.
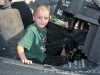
0, 57, 69, 75
0, 57, 100, 75
88, 26, 100, 65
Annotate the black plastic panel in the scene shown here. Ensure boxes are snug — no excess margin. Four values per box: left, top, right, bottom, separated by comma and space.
0, 31, 13, 57
55, 0, 100, 25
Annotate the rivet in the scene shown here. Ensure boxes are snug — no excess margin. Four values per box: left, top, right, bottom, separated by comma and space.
10, 19, 13, 22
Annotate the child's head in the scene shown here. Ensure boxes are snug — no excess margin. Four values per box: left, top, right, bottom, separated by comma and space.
33, 4, 50, 30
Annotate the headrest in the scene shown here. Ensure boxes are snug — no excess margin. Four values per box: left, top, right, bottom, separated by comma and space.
0, 0, 5, 6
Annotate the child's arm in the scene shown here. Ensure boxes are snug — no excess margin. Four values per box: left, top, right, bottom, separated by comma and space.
17, 45, 32, 64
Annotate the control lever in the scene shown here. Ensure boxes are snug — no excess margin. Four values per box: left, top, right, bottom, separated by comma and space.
0, 47, 6, 52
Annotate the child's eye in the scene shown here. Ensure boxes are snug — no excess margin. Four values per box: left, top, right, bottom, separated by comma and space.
38, 17, 41, 19
37, 17, 49, 20
44, 17, 49, 20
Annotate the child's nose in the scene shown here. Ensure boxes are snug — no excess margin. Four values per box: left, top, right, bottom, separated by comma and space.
42, 18, 45, 22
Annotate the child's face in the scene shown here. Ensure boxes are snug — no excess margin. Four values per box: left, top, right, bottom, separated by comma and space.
33, 9, 49, 30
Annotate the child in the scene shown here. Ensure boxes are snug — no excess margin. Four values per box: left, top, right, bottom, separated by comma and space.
17, 4, 68, 66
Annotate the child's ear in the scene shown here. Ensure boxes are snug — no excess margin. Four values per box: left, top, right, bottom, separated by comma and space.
47, 6, 50, 10
33, 15, 35, 21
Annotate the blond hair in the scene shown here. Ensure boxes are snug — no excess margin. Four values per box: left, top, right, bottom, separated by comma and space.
33, 4, 50, 15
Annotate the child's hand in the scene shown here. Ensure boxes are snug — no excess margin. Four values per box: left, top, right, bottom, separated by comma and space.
21, 59, 33, 65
